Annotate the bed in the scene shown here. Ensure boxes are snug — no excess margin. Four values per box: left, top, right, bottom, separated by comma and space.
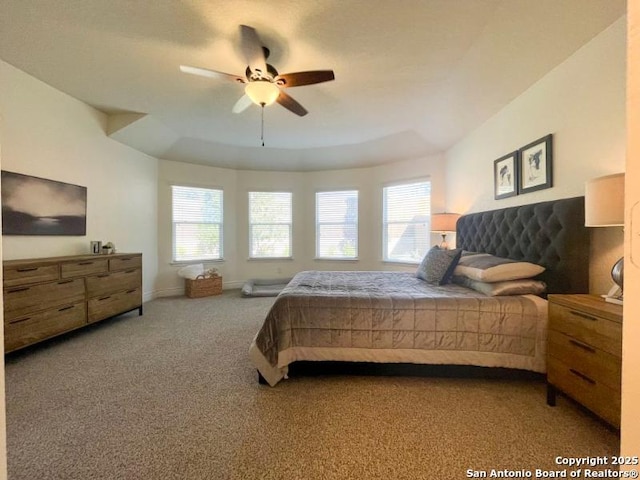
249, 197, 589, 386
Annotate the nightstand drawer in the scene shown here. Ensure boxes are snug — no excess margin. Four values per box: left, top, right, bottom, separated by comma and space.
547, 330, 620, 391
548, 303, 621, 357
547, 356, 620, 428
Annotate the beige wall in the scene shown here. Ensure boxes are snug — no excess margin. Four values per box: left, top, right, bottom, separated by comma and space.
156, 155, 445, 295
445, 16, 627, 295
622, 1, 640, 459
0, 60, 159, 301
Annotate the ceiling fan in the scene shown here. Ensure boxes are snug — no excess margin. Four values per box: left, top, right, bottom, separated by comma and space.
179, 25, 335, 117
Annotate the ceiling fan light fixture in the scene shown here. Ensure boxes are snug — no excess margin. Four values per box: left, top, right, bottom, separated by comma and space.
245, 80, 279, 106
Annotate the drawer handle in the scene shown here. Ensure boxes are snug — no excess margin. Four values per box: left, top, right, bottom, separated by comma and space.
125, 269, 136, 274
97, 274, 110, 278
569, 310, 598, 322
120, 258, 132, 261
78, 261, 93, 265
58, 306, 74, 312
11, 317, 31, 324
126, 289, 137, 294
569, 368, 596, 385
57, 280, 73, 285
568, 339, 596, 354
16, 267, 38, 272
7, 287, 29, 293
98, 296, 111, 301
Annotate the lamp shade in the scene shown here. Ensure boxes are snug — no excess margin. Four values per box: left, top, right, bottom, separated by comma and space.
585, 173, 625, 227
245, 81, 280, 106
431, 213, 461, 232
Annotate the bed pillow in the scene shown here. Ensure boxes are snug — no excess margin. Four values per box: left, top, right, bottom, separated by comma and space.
453, 253, 544, 282
416, 247, 462, 285
453, 276, 547, 296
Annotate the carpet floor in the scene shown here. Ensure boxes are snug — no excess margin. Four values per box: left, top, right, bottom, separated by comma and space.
5, 290, 619, 479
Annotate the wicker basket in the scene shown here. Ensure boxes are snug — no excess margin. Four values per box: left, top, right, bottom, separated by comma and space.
185, 275, 222, 298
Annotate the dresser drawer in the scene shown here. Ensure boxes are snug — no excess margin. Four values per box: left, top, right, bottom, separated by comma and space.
4, 278, 85, 321
61, 259, 108, 278
86, 269, 141, 298
88, 288, 142, 323
548, 303, 621, 357
547, 356, 620, 428
547, 330, 620, 391
3, 263, 59, 287
109, 255, 142, 272
4, 302, 86, 352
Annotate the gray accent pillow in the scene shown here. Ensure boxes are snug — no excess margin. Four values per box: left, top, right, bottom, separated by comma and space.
453, 276, 547, 296
416, 247, 462, 285
453, 253, 545, 282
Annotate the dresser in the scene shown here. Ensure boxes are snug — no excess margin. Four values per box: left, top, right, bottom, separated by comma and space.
3, 253, 143, 353
546, 294, 622, 428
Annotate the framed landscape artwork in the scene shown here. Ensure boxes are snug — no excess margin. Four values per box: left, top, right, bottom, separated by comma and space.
518, 134, 553, 194
1, 170, 87, 235
494, 151, 518, 200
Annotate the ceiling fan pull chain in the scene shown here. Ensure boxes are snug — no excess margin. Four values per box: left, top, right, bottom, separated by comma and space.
261, 103, 265, 147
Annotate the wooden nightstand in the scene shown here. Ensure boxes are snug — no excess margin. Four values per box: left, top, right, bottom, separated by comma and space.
546, 294, 622, 428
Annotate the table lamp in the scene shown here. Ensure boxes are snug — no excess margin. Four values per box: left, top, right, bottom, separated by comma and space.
431, 213, 461, 250
585, 172, 625, 305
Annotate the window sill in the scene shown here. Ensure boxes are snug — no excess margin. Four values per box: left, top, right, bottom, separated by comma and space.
171, 259, 225, 266
314, 257, 359, 262
247, 257, 294, 261
382, 260, 420, 266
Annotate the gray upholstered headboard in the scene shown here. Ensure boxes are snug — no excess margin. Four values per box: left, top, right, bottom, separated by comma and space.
456, 196, 589, 294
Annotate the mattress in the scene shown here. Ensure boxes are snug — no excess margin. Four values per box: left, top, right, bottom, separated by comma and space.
249, 270, 548, 386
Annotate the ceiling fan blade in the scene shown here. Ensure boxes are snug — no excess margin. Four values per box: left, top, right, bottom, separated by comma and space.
239, 25, 267, 77
276, 90, 308, 116
232, 94, 253, 113
179, 65, 245, 83
275, 70, 335, 88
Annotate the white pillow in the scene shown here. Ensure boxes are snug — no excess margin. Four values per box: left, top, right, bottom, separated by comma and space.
453, 253, 545, 282
453, 276, 547, 296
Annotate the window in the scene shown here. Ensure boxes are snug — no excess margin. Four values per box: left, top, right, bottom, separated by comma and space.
316, 190, 358, 259
249, 192, 292, 258
383, 180, 431, 263
172, 185, 223, 262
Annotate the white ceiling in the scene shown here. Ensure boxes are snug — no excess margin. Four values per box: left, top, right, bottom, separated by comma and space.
0, 0, 626, 171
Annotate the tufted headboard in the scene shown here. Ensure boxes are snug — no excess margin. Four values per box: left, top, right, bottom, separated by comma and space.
456, 196, 589, 294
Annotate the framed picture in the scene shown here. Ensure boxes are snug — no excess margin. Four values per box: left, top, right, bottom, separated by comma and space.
1, 170, 87, 235
494, 151, 518, 200
518, 134, 553, 194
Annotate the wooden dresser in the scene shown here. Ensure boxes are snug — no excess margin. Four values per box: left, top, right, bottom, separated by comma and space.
546, 294, 622, 428
3, 253, 143, 353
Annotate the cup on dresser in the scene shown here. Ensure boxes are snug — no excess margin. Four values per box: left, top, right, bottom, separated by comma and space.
90, 241, 102, 255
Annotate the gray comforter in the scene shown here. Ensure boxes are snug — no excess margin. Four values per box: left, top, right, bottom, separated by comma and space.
249, 271, 547, 385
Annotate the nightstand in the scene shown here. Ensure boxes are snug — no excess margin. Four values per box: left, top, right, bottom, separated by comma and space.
546, 294, 622, 428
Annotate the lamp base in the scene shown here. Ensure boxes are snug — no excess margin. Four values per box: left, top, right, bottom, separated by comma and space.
439, 233, 449, 250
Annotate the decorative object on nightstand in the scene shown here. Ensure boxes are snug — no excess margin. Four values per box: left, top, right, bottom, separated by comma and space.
585, 172, 625, 304
430, 213, 461, 249
546, 294, 622, 428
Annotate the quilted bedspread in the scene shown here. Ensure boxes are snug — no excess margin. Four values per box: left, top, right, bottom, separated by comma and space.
249, 270, 548, 386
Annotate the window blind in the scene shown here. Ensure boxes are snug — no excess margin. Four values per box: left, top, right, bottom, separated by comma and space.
316, 190, 358, 259
383, 181, 431, 263
172, 185, 223, 262
249, 192, 292, 258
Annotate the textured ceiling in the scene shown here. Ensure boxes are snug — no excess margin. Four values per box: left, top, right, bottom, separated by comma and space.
0, 0, 626, 171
